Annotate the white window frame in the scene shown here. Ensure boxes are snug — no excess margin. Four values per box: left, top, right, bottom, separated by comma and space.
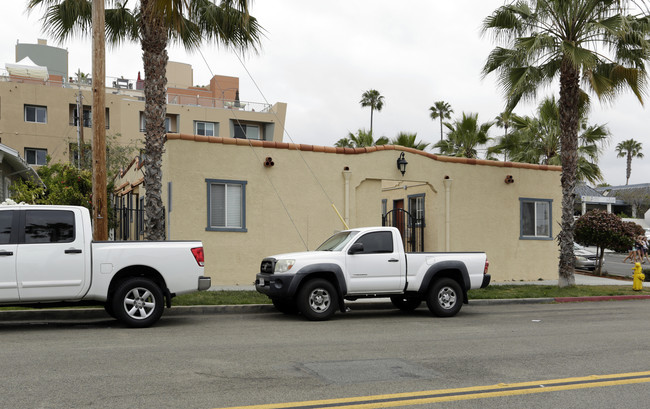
25, 105, 47, 124
206, 179, 247, 232
520, 198, 553, 240
195, 121, 217, 137
25, 148, 47, 166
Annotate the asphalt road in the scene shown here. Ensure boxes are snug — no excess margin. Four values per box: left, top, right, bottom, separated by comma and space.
2, 301, 650, 409
600, 251, 648, 278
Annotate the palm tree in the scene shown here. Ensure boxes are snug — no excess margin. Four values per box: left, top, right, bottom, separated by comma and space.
389, 132, 429, 151
496, 97, 609, 185
429, 101, 453, 141
359, 90, 384, 137
434, 113, 493, 159
335, 129, 388, 148
616, 139, 644, 185
28, 0, 262, 240
493, 110, 514, 160
482, 0, 650, 287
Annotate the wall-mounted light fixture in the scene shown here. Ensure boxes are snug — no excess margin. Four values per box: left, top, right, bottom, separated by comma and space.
396, 152, 408, 176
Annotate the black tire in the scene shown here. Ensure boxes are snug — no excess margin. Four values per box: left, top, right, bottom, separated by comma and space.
296, 279, 338, 321
111, 278, 164, 328
390, 295, 422, 312
272, 298, 298, 315
426, 278, 463, 317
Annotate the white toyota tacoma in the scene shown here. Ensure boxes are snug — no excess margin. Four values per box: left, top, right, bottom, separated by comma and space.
0, 205, 210, 327
255, 226, 490, 320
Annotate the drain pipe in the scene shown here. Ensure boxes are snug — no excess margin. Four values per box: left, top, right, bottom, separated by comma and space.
343, 167, 352, 227
443, 176, 452, 252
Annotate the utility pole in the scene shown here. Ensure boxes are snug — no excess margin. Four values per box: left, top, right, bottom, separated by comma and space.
75, 81, 84, 168
92, 0, 108, 240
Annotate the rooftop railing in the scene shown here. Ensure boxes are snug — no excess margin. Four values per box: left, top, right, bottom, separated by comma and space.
0, 70, 272, 112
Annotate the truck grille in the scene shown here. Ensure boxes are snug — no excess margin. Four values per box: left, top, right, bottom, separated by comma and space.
260, 258, 276, 274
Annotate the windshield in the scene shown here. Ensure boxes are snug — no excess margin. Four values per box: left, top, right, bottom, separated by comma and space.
316, 231, 359, 251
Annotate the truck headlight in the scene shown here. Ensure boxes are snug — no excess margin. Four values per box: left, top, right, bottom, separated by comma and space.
275, 259, 295, 273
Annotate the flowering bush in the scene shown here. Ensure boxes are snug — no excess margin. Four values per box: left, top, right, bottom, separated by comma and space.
575, 210, 634, 253
9, 163, 92, 209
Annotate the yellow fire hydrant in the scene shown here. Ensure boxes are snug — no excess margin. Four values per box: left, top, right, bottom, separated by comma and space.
633, 262, 645, 291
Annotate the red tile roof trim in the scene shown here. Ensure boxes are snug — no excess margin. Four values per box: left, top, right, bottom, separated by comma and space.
167, 134, 562, 172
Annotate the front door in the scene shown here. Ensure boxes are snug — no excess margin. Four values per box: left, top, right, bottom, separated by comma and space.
346, 231, 405, 293
0, 210, 18, 301
16, 209, 87, 301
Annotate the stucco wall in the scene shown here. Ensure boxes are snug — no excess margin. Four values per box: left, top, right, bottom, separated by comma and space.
159, 136, 562, 285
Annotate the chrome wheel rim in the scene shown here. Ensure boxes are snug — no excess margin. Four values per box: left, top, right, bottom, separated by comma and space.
438, 286, 457, 310
308, 288, 331, 313
123, 287, 156, 320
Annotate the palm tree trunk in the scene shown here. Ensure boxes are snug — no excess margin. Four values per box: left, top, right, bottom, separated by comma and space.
439, 119, 443, 141
557, 58, 579, 287
626, 153, 632, 185
370, 108, 374, 137
140, 0, 168, 241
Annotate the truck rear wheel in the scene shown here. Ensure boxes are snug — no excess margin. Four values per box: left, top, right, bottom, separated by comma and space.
390, 296, 422, 312
112, 278, 164, 328
426, 278, 463, 317
297, 279, 338, 321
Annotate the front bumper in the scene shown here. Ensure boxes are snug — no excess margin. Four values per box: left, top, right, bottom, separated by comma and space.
255, 273, 297, 298
198, 276, 211, 291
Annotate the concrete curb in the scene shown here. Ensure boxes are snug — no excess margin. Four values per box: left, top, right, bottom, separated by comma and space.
2, 295, 650, 322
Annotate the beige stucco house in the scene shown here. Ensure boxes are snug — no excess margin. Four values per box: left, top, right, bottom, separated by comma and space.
114, 135, 563, 285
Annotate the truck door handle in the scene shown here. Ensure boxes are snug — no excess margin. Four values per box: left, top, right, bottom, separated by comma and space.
0, 251, 13, 256
388, 258, 399, 262
65, 249, 82, 254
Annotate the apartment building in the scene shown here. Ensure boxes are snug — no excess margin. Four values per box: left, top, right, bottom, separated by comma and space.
0, 40, 287, 170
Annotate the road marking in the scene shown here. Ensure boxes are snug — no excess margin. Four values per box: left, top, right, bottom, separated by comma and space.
214, 371, 650, 409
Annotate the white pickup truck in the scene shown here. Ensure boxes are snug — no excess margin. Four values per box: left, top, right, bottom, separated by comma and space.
0, 205, 210, 327
255, 226, 490, 320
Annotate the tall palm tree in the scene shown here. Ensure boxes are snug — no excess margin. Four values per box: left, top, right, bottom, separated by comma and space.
434, 112, 493, 159
389, 132, 429, 151
28, 0, 262, 240
335, 129, 388, 148
616, 139, 644, 185
482, 0, 650, 287
359, 89, 384, 137
429, 101, 453, 141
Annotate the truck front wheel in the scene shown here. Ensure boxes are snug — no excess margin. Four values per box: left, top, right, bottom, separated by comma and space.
112, 278, 164, 328
297, 279, 338, 321
426, 278, 463, 317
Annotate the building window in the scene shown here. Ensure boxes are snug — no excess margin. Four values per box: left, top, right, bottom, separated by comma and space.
206, 179, 247, 232
520, 198, 552, 240
408, 193, 425, 226
25, 148, 47, 166
234, 123, 260, 139
25, 105, 47, 123
195, 121, 217, 136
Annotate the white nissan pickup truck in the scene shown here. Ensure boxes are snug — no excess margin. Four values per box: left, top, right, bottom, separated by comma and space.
255, 226, 490, 320
0, 204, 210, 327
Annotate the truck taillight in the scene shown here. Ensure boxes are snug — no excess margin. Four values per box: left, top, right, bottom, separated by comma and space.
484, 260, 489, 275
191, 247, 205, 267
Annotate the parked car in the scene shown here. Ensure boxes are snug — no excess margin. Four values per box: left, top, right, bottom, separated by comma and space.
0, 205, 210, 327
256, 226, 490, 320
574, 243, 599, 271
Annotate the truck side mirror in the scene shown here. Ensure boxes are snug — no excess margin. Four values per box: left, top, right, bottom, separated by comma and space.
348, 243, 364, 255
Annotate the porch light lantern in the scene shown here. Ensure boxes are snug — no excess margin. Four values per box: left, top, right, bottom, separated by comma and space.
396, 152, 408, 176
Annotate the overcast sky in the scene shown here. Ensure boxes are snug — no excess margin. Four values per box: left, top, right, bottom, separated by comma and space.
1, 1, 648, 186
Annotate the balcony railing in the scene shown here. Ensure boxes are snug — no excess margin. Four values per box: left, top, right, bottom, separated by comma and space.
1, 70, 272, 112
